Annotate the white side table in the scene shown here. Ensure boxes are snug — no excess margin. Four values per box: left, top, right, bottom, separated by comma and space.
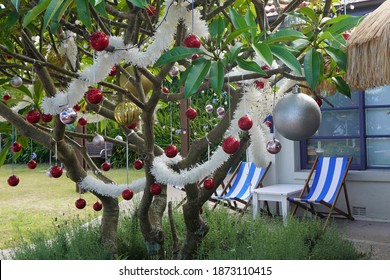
252, 184, 303, 225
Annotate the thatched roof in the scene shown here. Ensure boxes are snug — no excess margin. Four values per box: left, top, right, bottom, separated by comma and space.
346, 0, 390, 90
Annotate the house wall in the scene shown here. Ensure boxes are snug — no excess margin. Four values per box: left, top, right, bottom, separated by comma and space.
267, 131, 390, 221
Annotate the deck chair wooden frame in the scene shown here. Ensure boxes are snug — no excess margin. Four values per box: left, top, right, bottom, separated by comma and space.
210, 161, 272, 215
288, 156, 354, 229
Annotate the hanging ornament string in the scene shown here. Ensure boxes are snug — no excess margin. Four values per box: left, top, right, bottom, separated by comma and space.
126, 130, 135, 187
191, 0, 195, 34
104, 118, 108, 160
11, 126, 15, 175
170, 101, 173, 145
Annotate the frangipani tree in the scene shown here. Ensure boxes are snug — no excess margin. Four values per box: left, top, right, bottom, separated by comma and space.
0, 0, 360, 259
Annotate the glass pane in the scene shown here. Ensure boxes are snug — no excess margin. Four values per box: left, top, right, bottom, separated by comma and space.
366, 108, 390, 136
315, 110, 360, 137
305, 139, 361, 166
367, 138, 390, 167
365, 86, 390, 106
322, 91, 359, 108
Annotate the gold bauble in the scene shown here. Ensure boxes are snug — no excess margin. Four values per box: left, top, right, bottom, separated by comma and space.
119, 66, 153, 98
114, 101, 141, 125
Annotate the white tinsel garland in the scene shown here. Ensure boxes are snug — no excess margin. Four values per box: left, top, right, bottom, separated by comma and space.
78, 175, 145, 198
150, 82, 287, 186
41, 0, 209, 115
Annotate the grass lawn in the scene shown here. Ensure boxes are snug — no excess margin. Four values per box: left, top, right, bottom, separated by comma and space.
0, 164, 144, 249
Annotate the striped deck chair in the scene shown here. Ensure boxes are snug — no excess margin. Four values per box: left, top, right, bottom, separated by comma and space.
287, 156, 354, 229
211, 161, 271, 214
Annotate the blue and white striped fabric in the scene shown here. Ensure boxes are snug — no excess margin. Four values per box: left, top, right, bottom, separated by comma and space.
289, 157, 350, 204
218, 162, 266, 201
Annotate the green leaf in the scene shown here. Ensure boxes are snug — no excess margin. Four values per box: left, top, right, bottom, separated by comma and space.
270, 45, 302, 74
236, 57, 265, 74
298, 6, 318, 24
323, 15, 361, 34
244, 9, 257, 39
50, 0, 74, 32
91, 0, 107, 16
184, 59, 211, 98
264, 29, 306, 44
221, 26, 255, 50
154, 46, 205, 68
324, 46, 347, 71
127, 0, 148, 8
76, 0, 92, 30
4, 10, 19, 35
332, 76, 351, 98
23, 0, 51, 27
177, 66, 191, 88
253, 43, 273, 66
228, 42, 243, 64
10, 0, 21, 11
3, 84, 33, 100
229, 7, 247, 30
209, 17, 225, 46
304, 49, 324, 90
0, 142, 11, 167
43, 0, 63, 29
210, 61, 224, 94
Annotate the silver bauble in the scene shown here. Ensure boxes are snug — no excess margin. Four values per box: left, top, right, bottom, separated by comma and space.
266, 138, 282, 154
273, 93, 321, 141
205, 104, 213, 113
115, 135, 123, 141
216, 107, 225, 118
59, 107, 78, 125
169, 66, 180, 76
92, 134, 105, 146
10, 76, 23, 88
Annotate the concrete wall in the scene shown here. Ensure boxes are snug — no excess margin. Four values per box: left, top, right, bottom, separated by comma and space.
265, 131, 390, 221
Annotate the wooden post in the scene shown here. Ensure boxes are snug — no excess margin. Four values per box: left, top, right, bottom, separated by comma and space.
179, 99, 190, 157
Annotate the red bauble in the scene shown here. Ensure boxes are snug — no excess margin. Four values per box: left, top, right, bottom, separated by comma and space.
93, 201, 103, 211
11, 142, 22, 153
146, 4, 156, 16
185, 107, 197, 120
191, 54, 200, 61
122, 189, 134, 200
150, 183, 162, 196
3, 55, 13, 60
101, 161, 111, 171
89, 31, 109, 51
133, 159, 144, 170
203, 178, 215, 190
41, 113, 53, 123
78, 117, 87, 126
255, 80, 265, 89
109, 66, 117, 76
183, 34, 201, 48
50, 165, 63, 178
126, 122, 138, 130
238, 115, 253, 131
342, 32, 351, 40
7, 175, 19, 187
85, 88, 103, 104
73, 104, 81, 111
261, 65, 272, 78
27, 159, 37, 169
2, 94, 11, 102
315, 97, 323, 107
222, 136, 240, 154
165, 144, 178, 158
75, 198, 87, 209
26, 110, 41, 124
162, 87, 169, 94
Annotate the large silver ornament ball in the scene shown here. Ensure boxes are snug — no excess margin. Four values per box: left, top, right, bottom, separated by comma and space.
266, 138, 282, 154
59, 107, 78, 125
273, 93, 321, 141
92, 134, 105, 146
10, 76, 23, 88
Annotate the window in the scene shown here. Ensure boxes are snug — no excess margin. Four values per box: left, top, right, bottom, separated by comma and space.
300, 85, 390, 170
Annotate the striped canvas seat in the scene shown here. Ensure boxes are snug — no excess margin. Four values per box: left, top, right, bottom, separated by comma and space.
211, 161, 271, 214
288, 156, 354, 229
